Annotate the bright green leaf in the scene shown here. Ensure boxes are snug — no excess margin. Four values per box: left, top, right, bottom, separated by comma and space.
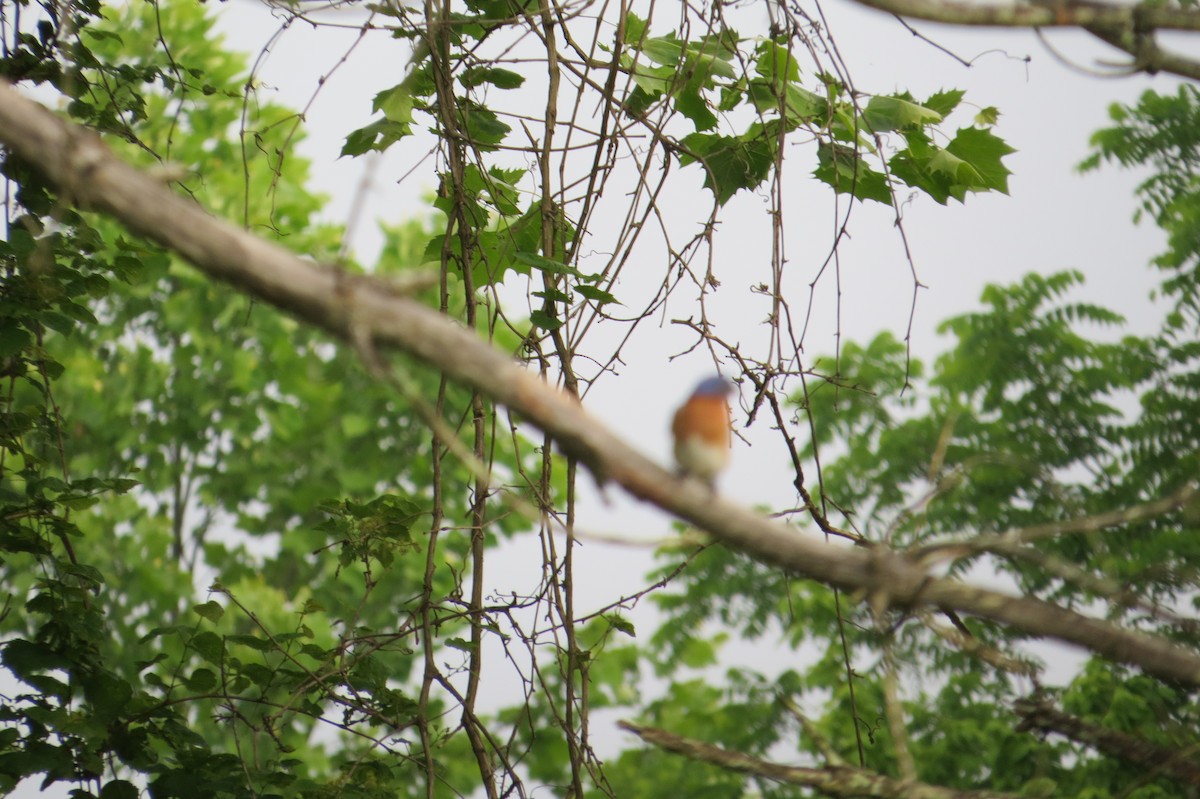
863, 94, 942, 132
373, 84, 415, 124
946, 126, 1015, 194
924, 88, 965, 117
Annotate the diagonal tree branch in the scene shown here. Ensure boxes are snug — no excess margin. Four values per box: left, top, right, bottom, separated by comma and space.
0, 79, 1198, 686
844, 0, 1200, 81
1081, 23, 1200, 81
848, 0, 1200, 31
1014, 697, 1200, 787
914, 481, 1199, 560
619, 721, 1023, 799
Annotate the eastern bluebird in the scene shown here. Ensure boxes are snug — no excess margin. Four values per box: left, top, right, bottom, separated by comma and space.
672, 375, 734, 484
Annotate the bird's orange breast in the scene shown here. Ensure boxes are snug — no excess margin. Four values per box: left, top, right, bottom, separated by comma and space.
671, 394, 731, 447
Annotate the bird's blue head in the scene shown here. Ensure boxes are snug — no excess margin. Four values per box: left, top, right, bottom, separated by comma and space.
693, 375, 734, 397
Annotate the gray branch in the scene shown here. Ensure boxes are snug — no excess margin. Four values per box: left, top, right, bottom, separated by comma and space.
619, 721, 1024, 799
846, 0, 1200, 81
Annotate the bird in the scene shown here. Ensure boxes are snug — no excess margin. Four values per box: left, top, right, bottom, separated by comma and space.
671, 375, 734, 484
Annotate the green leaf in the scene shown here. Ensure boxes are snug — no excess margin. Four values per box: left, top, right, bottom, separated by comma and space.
679, 129, 776, 206
190, 631, 224, 665
341, 413, 372, 438
929, 148, 982, 186
863, 94, 942, 132
924, 88, 965, 117
576, 285, 619, 305
946, 126, 1015, 194
529, 309, 563, 331
514, 251, 584, 279
747, 80, 824, 123
1, 639, 73, 682
685, 34, 738, 81
341, 117, 411, 157
814, 143, 892, 203
677, 634, 720, 668
623, 55, 674, 97
533, 288, 572, 304
642, 34, 683, 66
227, 634, 272, 652
99, 781, 139, 799
459, 101, 510, 150
606, 613, 636, 637
753, 39, 800, 84
446, 637, 478, 652
372, 84, 415, 124
623, 84, 659, 116
240, 662, 274, 687
192, 600, 224, 623
622, 12, 649, 45
675, 81, 718, 131
460, 66, 525, 89
83, 671, 133, 722
718, 83, 743, 112
0, 319, 32, 359
975, 106, 1000, 126
185, 667, 218, 692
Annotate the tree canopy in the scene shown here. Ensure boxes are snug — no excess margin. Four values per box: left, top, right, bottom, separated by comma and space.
0, 0, 1197, 798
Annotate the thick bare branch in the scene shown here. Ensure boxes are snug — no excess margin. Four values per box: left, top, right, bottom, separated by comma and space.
619, 721, 1023, 799
845, 0, 1200, 81
1, 80, 1199, 686
1082, 23, 1200, 81
847, 0, 1200, 31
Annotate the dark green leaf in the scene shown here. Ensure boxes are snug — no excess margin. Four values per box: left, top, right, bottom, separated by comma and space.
459, 101, 510, 150
814, 143, 892, 203
514, 251, 583, 279
529, 309, 563, 331
99, 780, 139, 799
190, 631, 224, 665
680, 129, 777, 206
675, 82, 717, 131
341, 117, 411, 157
185, 668, 218, 692
575, 285, 619, 305
192, 600, 224, 623
533, 288, 572, 304
460, 66, 525, 89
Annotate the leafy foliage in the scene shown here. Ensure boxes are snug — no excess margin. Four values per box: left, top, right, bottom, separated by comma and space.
636, 88, 1200, 797
1, 1, 536, 794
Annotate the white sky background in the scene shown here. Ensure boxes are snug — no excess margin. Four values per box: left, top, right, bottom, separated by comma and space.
209, 0, 1178, 758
